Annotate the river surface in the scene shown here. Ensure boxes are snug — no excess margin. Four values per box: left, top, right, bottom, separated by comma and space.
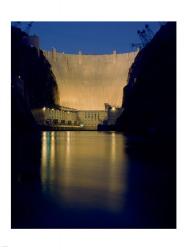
12, 131, 176, 228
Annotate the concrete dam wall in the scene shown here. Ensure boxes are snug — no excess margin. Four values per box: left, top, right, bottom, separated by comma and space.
43, 49, 137, 110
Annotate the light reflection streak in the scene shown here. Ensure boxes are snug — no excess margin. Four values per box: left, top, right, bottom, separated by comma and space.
41, 131, 55, 187
63, 131, 71, 185
66, 131, 70, 158
111, 132, 116, 163
49, 131, 55, 183
107, 132, 125, 210
41, 131, 47, 185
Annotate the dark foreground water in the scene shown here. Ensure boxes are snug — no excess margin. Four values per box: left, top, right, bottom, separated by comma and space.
12, 131, 176, 228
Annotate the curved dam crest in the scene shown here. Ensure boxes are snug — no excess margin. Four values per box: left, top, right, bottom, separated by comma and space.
44, 49, 138, 110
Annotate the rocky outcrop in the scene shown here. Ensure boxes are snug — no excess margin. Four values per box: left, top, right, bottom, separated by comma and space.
116, 22, 176, 143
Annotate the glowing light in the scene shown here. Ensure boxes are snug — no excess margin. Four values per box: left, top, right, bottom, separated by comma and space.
112, 107, 116, 111
43, 107, 46, 111
80, 124, 84, 127
51, 131, 55, 140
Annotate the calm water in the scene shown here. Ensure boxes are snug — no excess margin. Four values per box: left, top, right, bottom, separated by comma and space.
41, 131, 127, 213
12, 131, 176, 228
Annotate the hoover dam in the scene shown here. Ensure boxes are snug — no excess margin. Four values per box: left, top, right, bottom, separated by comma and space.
43, 49, 138, 110
32, 49, 138, 130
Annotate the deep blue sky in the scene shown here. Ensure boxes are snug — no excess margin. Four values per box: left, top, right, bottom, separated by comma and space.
14, 22, 161, 54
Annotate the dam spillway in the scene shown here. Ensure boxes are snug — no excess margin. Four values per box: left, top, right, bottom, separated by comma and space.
43, 49, 138, 110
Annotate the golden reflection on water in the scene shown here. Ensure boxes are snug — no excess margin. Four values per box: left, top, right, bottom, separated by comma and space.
41, 131, 128, 212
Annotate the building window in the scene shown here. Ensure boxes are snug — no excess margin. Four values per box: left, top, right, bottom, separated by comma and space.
46, 119, 51, 125
68, 120, 72, 125
53, 119, 58, 125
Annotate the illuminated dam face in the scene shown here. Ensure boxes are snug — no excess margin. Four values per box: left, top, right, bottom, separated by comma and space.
44, 49, 137, 110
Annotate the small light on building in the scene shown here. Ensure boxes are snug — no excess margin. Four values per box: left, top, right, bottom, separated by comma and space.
80, 124, 84, 127
43, 107, 46, 111
112, 107, 116, 111
67, 111, 70, 114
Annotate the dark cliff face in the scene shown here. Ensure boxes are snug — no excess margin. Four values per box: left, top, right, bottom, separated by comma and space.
11, 26, 59, 109
11, 26, 60, 130
116, 22, 176, 143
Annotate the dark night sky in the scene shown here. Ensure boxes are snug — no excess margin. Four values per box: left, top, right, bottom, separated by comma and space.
13, 22, 161, 54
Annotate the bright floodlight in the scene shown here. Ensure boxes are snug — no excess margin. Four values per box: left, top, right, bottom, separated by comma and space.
43, 107, 46, 111
112, 107, 116, 111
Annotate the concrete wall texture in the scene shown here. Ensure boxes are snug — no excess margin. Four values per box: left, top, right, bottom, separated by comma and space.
44, 49, 137, 110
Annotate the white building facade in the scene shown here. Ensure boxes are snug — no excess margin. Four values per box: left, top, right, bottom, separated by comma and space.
32, 106, 122, 130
